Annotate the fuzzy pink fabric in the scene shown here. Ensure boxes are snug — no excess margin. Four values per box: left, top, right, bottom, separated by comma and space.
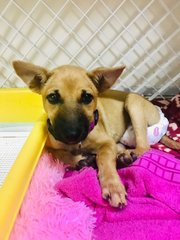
56, 149, 180, 240
10, 152, 96, 240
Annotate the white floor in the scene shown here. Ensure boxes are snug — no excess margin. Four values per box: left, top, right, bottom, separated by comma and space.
0, 124, 33, 186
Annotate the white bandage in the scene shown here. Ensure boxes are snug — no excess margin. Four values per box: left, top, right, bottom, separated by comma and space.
120, 107, 169, 147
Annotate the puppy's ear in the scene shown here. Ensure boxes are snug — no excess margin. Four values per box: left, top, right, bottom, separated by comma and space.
88, 66, 125, 92
13, 60, 51, 93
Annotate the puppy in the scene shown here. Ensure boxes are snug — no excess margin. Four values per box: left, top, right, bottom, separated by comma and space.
13, 61, 180, 207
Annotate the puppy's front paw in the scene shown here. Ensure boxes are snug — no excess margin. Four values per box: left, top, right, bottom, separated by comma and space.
100, 175, 127, 207
117, 151, 137, 168
75, 153, 97, 170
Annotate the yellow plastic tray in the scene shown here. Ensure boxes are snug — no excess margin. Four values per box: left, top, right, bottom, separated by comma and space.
0, 89, 47, 240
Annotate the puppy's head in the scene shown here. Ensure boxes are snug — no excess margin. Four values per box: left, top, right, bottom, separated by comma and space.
13, 61, 125, 144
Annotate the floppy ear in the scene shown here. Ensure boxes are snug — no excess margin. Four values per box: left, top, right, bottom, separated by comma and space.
13, 60, 51, 93
88, 66, 125, 92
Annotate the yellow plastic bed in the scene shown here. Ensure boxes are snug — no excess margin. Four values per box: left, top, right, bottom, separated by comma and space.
0, 89, 47, 240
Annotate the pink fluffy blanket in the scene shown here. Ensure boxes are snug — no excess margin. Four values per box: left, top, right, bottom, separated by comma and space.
11, 149, 180, 240
10, 153, 96, 240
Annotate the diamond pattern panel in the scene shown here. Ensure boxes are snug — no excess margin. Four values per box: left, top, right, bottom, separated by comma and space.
0, 0, 179, 98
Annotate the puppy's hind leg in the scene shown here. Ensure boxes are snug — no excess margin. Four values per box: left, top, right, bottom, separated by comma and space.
124, 93, 157, 156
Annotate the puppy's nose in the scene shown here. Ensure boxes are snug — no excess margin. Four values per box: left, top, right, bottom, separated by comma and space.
66, 129, 81, 142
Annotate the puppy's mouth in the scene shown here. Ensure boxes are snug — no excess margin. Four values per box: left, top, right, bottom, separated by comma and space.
47, 119, 56, 138
47, 118, 89, 145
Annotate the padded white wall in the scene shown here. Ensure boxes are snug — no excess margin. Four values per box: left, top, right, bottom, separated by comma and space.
0, 0, 179, 99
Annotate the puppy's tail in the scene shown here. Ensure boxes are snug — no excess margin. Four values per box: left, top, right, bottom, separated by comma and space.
160, 135, 180, 150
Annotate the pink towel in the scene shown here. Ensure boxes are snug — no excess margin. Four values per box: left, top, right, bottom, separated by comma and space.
56, 149, 180, 240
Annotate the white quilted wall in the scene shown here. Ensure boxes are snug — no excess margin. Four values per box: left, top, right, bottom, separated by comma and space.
0, 0, 179, 99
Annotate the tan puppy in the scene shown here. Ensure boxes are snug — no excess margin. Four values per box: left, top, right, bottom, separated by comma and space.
13, 61, 180, 207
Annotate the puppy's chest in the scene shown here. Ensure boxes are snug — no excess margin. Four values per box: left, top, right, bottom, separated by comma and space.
98, 98, 129, 140
102, 107, 129, 142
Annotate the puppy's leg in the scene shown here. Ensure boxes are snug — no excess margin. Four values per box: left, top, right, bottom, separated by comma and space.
124, 93, 160, 156
96, 137, 127, 207
116, 142, 126, 153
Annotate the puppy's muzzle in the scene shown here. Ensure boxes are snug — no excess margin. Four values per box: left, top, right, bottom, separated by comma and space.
47, 112, 89, 145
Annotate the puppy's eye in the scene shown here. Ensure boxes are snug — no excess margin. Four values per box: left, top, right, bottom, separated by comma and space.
47, 91, 61, 104
80, 91, 93, 104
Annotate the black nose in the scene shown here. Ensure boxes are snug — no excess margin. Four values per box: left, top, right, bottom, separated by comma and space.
65, 129, 82, 143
